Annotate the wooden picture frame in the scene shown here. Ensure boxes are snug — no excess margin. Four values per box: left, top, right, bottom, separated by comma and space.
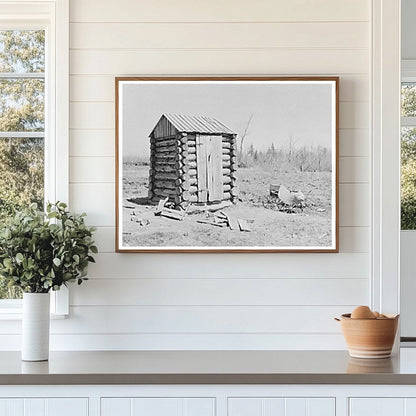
115, 77, 339, 253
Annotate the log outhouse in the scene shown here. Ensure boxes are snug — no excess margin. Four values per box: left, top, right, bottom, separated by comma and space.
148, 114, 238, 207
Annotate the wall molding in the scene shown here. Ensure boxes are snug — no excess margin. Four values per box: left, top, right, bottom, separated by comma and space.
371, 0, 401, 315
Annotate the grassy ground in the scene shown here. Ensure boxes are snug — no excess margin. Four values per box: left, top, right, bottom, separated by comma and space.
121, 162, 333, 248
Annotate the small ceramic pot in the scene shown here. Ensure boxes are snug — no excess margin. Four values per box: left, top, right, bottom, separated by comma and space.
336, 313, 399, 359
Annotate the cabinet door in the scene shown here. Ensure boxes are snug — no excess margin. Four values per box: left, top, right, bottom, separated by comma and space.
228, 398, 335, 416
0, 398, 88, 416
101, 398, 215, 416
350, 398, 416, 416
350, 398, 404, 416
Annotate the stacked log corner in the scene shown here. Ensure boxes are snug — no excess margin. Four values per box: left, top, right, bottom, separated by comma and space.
148, 132, 186, 207
148, 132, 239, 206
228, 133, 239, 204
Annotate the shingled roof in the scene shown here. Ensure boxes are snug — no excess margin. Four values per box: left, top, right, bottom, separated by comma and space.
160, 113, 235, 135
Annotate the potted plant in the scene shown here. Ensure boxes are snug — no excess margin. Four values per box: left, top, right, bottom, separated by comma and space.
0, 202, 97, 361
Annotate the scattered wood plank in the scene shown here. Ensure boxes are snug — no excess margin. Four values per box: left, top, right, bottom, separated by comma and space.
185, 201, 232, 214
226, 214, 240, 230
238, 218, 251, 232
197, 219, 226, 227
155, 197, 169, 215
215, 211, 227, 219
160, 207, 186, 221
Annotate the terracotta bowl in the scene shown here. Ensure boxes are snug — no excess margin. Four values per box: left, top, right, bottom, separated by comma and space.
337, 313, 399, 359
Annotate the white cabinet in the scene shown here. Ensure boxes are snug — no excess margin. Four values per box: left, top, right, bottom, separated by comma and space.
0, 398, 88, 416
228, 397, 335, 416
101, 398, 215, 416
349, 398, 416, 416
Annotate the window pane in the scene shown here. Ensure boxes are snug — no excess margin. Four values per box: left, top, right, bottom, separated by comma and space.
0, 137, 44, 215
0, 78, 44, 131
0, 138, 44, 300
401, 126, 416, 230
0, 30, 45, 73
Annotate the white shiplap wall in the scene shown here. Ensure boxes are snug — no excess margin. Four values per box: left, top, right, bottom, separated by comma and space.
61, 0, 371, 350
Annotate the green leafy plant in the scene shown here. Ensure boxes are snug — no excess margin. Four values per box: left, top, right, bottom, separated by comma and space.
0, 202, 97, 293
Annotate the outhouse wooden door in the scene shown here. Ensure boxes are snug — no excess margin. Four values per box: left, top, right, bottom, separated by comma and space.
196, 135, 223, 202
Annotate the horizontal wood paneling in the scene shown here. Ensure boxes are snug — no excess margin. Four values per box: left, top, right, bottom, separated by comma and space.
339, 129, 369, 157
339, 184, 369, 227
0, 333, 347, 350
69, 183, 114, 226
70, 49, 368, 75
57, 306, 352, 334
70, 129, 114, 157
71, 278, 368, 306
69, 74, 369, 103
92, 227, 115, 253
70, 157, 115, 183
70, 76, 115, 102
86, 253, 369, 279
69, 0, 369, 23
70, 103, 113, 129
92, 226, 369, 254
0, 305, 355, 335
70, 22, 368, 50
339, 157, 369, 183
339, 102, 369, 129
61, 0, 372, 351
339, 227, 369, 253
69, 102, 368, 130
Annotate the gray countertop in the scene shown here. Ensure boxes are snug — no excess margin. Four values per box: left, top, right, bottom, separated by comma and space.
2, 349, 416, 385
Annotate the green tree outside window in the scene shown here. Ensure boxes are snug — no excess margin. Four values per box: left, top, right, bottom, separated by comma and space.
0, 30, 45, 298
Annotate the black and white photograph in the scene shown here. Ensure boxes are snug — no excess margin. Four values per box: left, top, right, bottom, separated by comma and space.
116, 77, 338, 252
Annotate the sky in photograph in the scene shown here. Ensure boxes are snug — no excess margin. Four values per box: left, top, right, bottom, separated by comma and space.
120, 81, 334, 159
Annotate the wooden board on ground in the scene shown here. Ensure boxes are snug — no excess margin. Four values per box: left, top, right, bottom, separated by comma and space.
238, 218, 251, 232
160, 207, 185, 221
226, 214, 240, 230
197, 219, 225, 227
155, 197, 169, 215
186, 201, 232, 214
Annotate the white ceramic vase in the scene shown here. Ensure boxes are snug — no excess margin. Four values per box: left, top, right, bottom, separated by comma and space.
22, 292, 50, 361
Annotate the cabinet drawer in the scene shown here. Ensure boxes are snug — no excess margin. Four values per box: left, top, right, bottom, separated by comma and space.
101, 397, 215, 416
228, 397, 335, 416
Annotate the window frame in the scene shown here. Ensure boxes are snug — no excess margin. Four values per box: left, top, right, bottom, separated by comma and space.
0, 0, 69, 316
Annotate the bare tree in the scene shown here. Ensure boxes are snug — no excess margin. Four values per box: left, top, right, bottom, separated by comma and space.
239, 114, 254, 155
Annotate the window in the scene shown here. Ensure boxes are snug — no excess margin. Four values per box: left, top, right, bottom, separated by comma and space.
0, 0, 69, 314
0, 29, 45, 300
401, 79, 416, 229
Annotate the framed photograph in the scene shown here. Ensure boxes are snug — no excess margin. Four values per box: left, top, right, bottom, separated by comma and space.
116, 77, 339, 252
